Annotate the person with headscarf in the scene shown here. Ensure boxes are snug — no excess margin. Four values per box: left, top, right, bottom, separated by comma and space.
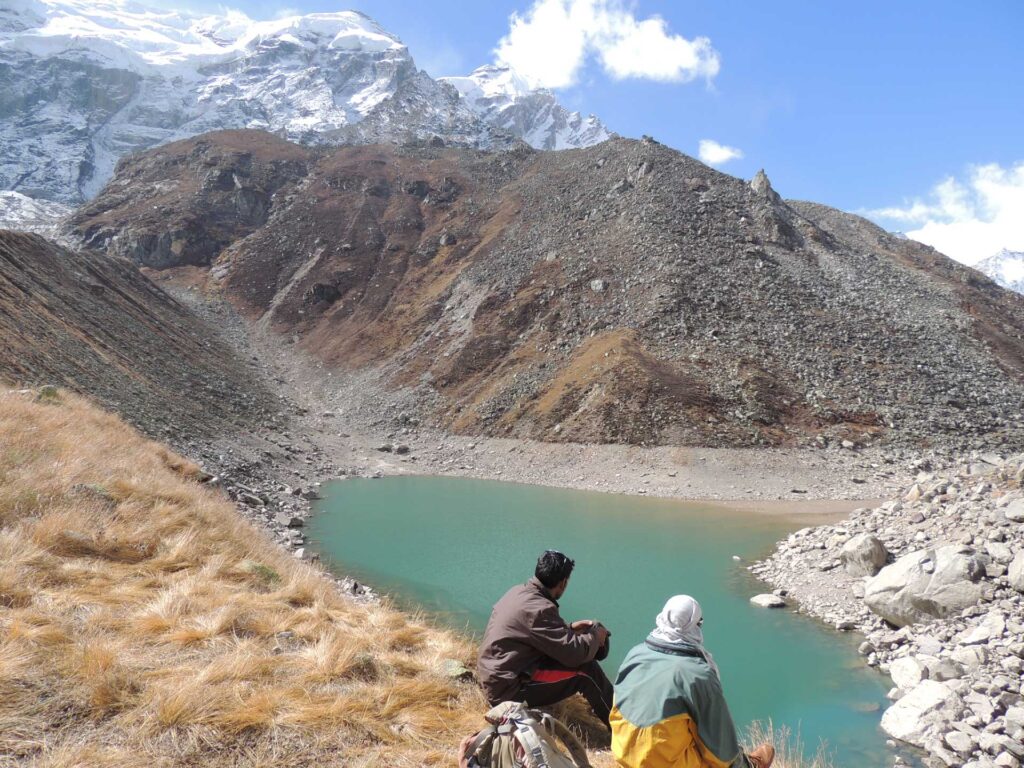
609, 595, 775, 768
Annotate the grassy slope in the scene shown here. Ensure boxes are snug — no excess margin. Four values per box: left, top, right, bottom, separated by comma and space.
0, 388, 486, 767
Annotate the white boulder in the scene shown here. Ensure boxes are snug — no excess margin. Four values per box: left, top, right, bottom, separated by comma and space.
889, 656, 927, 690
864, 545, 986, 627
881, 680, 962, 745
750, 594, 786, 608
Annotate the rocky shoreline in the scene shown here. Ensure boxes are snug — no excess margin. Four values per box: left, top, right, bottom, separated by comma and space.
752, 455, 1024, 768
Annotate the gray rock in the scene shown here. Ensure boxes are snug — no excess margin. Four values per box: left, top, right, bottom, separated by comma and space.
275, 513, 304, 528
1005, 500, 1024, 522
841, 533, 889, 576
864, 545, 986, 627
1009, 551, 1024, 593
946, 729, 976, 755
890, 656, 927, 690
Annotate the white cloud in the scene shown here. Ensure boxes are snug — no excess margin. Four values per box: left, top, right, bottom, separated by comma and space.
698, 139, 743, 166
494, 0, 719, 90
867, 162, 1024, 265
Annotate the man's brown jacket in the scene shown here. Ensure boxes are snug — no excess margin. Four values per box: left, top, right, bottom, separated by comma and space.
477, 577, 601, 703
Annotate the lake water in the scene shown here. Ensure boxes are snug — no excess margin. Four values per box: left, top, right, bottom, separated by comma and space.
308, 476, 900, 767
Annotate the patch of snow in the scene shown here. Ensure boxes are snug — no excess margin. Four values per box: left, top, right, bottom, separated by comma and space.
0, 191, 72, 238
976, 249, 1024, 295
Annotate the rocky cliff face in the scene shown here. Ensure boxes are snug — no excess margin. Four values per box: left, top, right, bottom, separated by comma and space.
0, 0, 610, 205
68, 131, 1024, 450
0, 228, 274, 437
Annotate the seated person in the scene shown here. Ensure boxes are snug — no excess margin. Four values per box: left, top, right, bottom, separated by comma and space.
477, 550, 613, 726
610, 595, 775, 768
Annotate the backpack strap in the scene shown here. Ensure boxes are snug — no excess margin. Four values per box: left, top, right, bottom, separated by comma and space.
465, 726, 496, 767
513, 717, 551, 768
539, 713, 592, 768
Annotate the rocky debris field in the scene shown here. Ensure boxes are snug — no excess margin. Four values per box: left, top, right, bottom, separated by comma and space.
0, 230, 276, 439
69, 131, 1024, 452
753, 455, 1024, 768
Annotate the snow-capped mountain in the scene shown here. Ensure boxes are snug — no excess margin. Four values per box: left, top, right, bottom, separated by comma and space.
976, 249, 1024, 295
0, 191, 72, 239
0, 1, 610, 205
441, 65, 611, 151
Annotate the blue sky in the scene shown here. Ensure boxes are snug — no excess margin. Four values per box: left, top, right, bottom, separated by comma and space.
179, 0, 1024, 263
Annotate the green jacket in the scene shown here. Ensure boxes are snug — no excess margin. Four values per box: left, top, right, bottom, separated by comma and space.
610, 639, 750, 768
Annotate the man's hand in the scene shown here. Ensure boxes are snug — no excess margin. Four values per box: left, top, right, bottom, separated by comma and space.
570, 620, 595, 632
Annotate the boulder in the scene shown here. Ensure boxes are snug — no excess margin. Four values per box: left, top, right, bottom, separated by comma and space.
1005, 499, 1024, 522
750, 594, 786, 608
951, 645, 988, 672
275, 513, 304, 528
889, 656, 927, 690
1009, 551, 1024, 593
840, 533, 889, 576
881, 679, 962, 745
864, 545, 986, 627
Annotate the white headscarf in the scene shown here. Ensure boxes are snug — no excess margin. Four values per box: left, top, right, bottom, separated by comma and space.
647, 594, 719, 678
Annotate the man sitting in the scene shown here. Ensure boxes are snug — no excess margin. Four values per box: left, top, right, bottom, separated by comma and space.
610, 595, 775, 768
477, 550, 614, 726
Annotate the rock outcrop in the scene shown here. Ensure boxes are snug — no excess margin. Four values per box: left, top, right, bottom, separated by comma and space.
68, 131, 1024, 451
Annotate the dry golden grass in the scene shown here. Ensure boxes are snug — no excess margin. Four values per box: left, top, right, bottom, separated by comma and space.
0, 388, 490, 767
745, 721, 834, 768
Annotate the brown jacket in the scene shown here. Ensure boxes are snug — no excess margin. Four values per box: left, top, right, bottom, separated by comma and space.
477, 577, 601, 703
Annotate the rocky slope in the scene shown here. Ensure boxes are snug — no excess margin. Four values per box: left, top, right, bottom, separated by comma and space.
0, 0, 609, 205
68, 130, 1024, 451
753, 454, 1024, 768
978, 250, 1024, 296
0, 229, 274, 438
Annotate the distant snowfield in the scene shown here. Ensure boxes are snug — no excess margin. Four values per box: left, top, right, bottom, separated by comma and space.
0, 0, 611, 205
976, 249, 1024, 295
4, 0, 403, 70
0, 191, 71, 238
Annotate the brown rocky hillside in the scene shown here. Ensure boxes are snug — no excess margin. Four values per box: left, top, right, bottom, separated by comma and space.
69, 130, 1024, 449
0, 229, 273, 438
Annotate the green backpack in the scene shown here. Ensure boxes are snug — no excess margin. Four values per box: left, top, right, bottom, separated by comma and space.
463, 701, 592, 768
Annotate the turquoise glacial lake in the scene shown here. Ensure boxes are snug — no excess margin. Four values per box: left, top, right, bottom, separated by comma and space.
309, 476, 900, 767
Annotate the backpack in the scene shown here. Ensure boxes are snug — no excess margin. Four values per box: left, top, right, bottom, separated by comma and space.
463, 701, 592, 768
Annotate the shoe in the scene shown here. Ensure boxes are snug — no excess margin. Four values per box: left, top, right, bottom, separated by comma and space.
748, 743, 775, 768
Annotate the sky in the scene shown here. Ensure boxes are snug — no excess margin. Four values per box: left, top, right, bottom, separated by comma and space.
170, 0, 1024, 265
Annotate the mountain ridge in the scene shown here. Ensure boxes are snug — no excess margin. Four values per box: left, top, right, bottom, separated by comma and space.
67, 129, 1024, 450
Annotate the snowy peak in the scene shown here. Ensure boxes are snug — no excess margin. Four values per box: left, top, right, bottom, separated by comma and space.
976, 249, 1024, 295
0, 2, 611, 204
441, 64, 612, 151
443, 64, 535, 106
2, 1, 404, 69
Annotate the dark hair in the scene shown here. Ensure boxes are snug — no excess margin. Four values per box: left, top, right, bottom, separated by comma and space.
535, 550, 575, 589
